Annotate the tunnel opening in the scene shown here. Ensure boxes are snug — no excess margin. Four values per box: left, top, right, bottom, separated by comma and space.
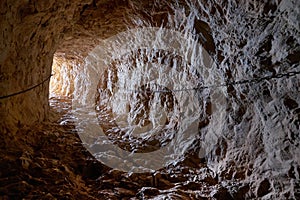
48, 53, 79, 124
49, 54, 75, 99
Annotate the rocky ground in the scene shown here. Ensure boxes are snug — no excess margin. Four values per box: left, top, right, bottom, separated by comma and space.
0, 98, 254, 199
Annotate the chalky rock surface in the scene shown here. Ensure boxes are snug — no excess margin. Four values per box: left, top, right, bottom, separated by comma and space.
1, 0, 299, 199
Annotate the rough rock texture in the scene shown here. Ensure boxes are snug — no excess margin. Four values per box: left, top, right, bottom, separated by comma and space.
49, 56, 78, 98
0, 0, 92, 132
1, 0, 300, 199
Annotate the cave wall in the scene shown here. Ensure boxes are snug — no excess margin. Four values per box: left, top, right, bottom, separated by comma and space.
1, 0, 81, 132
0, 0, 178, 133
0, 0, 299, 198
0, 0, 122, 133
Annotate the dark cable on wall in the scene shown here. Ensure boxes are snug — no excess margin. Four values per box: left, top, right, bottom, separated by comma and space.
0, 70, 298, 99
0, 74, 53, 100
124, 70, 300, 93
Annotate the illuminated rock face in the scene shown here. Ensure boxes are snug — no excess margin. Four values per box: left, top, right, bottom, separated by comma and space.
0, 0, 90, 132
0, 0, 132, 132
1, 0, 299, 199
0, 0, 205, 131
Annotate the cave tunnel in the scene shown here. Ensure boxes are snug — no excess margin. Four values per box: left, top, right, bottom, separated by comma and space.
1, 0, 300, 199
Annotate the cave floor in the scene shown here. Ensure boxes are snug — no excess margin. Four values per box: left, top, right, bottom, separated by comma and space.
0, 98, 244, 199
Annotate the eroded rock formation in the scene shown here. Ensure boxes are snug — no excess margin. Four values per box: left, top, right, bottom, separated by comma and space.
1, 0, 299, 199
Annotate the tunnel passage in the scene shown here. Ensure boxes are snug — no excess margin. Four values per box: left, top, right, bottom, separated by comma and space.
1, 0, 300, 199
46, 0, 219, 166
49, 24, 221, 173
0, 0, 218, 132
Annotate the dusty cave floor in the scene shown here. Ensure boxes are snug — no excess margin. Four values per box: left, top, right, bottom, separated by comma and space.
0, 98, 251, 200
